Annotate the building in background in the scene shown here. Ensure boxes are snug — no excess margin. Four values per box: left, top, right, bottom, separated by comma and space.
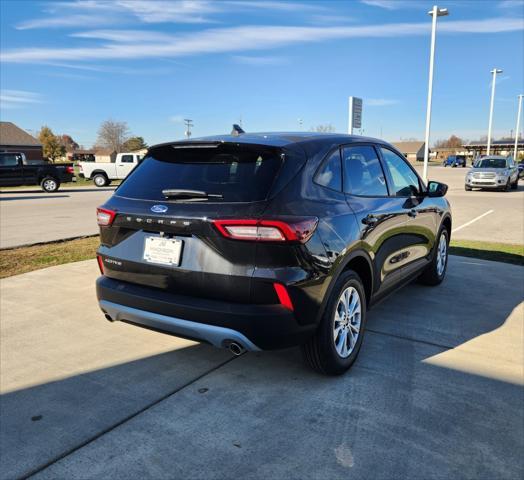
462, 140, 524, 159
94, 148, 116, 163
392, 141, 426, 162
0, 122, 43, 160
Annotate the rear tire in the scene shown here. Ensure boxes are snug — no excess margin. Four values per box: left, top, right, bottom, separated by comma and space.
93, 173, 108, 187
40, 176, 59, 193
419, 228, 449, 286
465, 185, 472, 191
301, 271, 367, 375
511, 178, 518, 190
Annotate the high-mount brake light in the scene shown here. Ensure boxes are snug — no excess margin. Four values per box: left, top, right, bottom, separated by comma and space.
96, 207, 116, 226
212, 218, 318, 243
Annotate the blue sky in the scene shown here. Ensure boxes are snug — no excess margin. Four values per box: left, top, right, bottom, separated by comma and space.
1, 0, 523, 148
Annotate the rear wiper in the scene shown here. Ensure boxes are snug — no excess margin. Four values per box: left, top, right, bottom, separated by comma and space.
162, 189, 223, 201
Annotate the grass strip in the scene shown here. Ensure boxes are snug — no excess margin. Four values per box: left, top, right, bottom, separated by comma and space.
0, 236, 99, 279
450, 239, 524, 266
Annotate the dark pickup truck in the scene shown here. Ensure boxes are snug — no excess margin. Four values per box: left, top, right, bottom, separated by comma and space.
0, 152, 75, 192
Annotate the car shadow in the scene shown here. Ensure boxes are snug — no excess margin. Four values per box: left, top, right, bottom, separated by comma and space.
0, 195, 70, 201
1, 257, 522, 479
0, 187, 115, 194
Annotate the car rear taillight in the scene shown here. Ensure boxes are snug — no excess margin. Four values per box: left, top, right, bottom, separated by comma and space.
212, 218, 318, 243
96, 207, 116, 226
65, 166, 74, 174
97, 255, 105, 274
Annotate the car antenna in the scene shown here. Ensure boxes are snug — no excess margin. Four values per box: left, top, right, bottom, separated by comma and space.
231, 124, 245, 136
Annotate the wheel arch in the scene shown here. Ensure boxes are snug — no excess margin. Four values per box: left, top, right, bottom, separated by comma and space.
316, 249, 374, 325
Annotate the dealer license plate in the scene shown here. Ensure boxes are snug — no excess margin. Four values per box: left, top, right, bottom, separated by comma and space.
143, 236, 183, 266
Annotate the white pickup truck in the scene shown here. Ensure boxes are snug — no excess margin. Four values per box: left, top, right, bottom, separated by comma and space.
78, 152, 143, 187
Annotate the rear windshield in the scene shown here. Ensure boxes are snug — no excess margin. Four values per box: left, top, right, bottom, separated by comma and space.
115, 143, 285, 202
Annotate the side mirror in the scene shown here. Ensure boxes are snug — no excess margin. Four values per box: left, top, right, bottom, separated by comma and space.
427, 181, 448, 197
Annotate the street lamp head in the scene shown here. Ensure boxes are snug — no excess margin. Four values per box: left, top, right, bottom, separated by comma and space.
428, 7, 449, 16
490, 68, 503, 74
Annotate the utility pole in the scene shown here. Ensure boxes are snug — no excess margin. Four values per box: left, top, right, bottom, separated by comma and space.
487, 69, 503, 155
514, 94, 523, 160
422, 5, 449, 184
298, 118, 303, 130
184, 119, 193, 139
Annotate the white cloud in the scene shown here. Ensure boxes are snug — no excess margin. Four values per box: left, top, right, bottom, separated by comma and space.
16, 0, 324, 30
360, 0, 408, 10
169, 115, 185, 123
71, 30, 175, 43
2, 18, 523, 64
232, 55, 287, 66
366, 98, 399, 107
0, 90, 43, 109
498, 0, 524, 8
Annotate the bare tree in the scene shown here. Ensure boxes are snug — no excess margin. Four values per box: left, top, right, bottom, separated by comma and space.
96, 120, 130, 153
434, 135, 463, 148
310, 124, 336, 133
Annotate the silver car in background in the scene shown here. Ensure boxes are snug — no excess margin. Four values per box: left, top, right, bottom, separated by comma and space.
465, 156, 519, 191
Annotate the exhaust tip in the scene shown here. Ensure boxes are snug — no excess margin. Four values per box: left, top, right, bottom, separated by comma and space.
228, 342, 244, 356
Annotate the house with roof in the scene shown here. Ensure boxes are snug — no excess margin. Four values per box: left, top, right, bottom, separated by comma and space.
392, 141, 427, 162
0, 121, 43, 160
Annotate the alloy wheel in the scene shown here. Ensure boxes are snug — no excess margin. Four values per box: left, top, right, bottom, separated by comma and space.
333, 286, 361, 358
436, 233, 447, 277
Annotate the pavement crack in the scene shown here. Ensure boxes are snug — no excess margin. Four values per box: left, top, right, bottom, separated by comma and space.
22, 354, 239, 480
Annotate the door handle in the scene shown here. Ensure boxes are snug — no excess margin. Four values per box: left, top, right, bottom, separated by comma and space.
408, 209, 418, 218
362, 214, 379, 226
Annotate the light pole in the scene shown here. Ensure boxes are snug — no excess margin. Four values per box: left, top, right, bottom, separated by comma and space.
422, 5, 448, 184
184, 118, 193, 139
487, 68, 503, 155
514, 94, 523, 161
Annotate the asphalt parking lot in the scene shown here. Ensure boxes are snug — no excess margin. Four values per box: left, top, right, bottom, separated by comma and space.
0, 186, 115, 248
1, 166, 522, 249
1, 256, 522, 479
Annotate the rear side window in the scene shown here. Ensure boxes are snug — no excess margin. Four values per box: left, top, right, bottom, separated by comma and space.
121, 155, 134, 163
342, 145, 388, 196
0, 154, 20, 166
116, 143, 285, 202
315, 149, 342, 191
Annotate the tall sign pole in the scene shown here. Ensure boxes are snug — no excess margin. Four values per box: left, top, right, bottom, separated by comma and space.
513, 94, 523, 160
487, 69, 503, 155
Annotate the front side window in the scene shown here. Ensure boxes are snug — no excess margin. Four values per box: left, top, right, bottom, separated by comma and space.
380, 147, 421, 196
315, 149, 342, 191
342, 145, 388, 196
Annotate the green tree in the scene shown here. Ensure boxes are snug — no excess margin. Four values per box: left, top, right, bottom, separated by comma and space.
38, 126, 65, 162
122, 136, 147, 151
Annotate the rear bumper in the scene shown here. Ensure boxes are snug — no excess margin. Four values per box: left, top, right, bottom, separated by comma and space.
96, 276, 316, 350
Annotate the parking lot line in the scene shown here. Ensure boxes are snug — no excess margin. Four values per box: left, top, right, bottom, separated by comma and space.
452, 209, 494, 233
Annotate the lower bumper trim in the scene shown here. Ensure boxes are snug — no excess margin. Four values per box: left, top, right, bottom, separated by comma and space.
100, 300, 261, 351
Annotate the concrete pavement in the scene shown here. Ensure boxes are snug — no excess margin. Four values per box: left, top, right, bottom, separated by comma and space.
1, 257, 522, 479
0, 187, 115, 249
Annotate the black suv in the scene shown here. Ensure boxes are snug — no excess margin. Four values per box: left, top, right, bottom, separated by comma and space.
96, 133, 451, 375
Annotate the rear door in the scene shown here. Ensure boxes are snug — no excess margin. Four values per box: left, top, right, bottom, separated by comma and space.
0, 153, 24, 186
98, 142, 300, 304
342, 144, 414, 296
